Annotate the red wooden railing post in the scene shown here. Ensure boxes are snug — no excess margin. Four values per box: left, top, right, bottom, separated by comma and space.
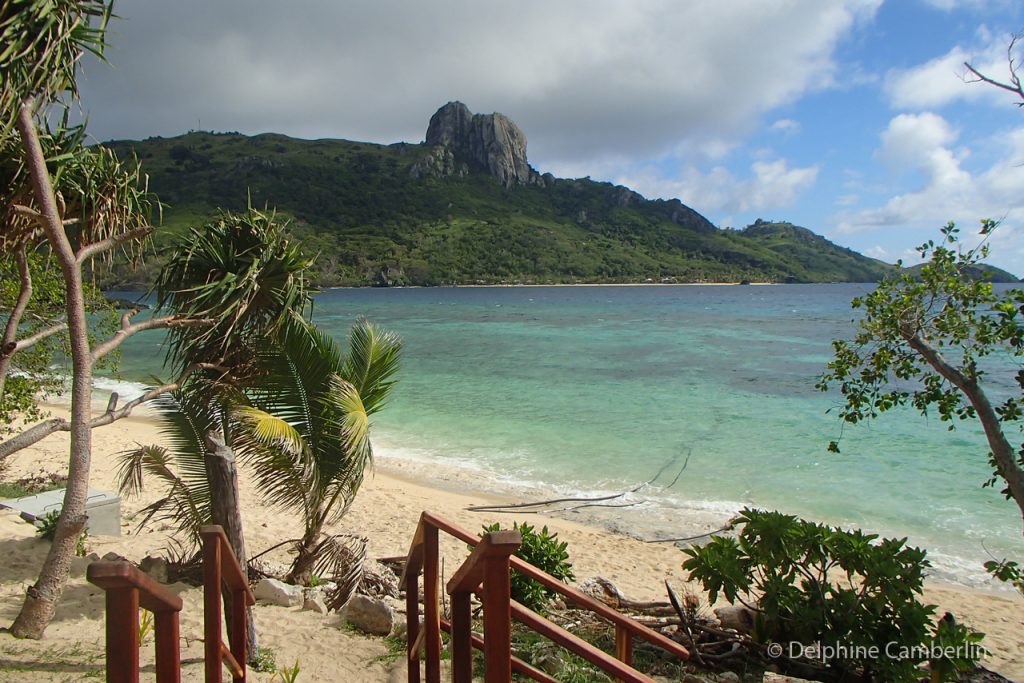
200, 526, 254, 683
155, 610, 182, 683
449, 591, 473, 683
105, 586, 140, 683
204, 531, 224, 683
423, 523, 441, 683
615, 623, 633, 682
482, 551, 514, 683
88, 562, 183, 683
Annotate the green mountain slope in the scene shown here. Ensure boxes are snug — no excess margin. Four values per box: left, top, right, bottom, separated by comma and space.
105, 130, 894, 287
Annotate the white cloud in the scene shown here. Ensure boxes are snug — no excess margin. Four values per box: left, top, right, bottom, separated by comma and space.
617, 158, 819, 215
876, 112, 969, 184
834, 115, 1024, 271
78, 0, 882, 168
771, 119, 802, 135
884, 33, 1020, 109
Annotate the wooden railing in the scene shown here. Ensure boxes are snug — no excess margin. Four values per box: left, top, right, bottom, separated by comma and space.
200, 525, 256, 683
401, 511, 690, 683
88, 525, 255, 683
87, 561, 183, 683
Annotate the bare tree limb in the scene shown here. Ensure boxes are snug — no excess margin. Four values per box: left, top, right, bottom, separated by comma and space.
0, 246, 34, 399
76, 225, 153, 264
0, 361, 226, 463
11, 204, 41, 220
644, 525, 734, 545
963, 34, 1024, 106
6, 323, 69, 354
91, 315, 212, 363
465, 452, 690, 514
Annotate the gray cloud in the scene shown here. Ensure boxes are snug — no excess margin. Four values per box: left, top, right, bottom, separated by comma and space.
80, 0, 879, 176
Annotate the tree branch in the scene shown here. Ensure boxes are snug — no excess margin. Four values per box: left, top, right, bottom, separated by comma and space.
963, 35, 1024, 106
0, 247, 34, 399
0, 361, 226, 463
12, 204, 41, 221
91, 315, 213, 363
76, 225, 153, 264
5, 322, 69, 355
904, 328, 1024, 526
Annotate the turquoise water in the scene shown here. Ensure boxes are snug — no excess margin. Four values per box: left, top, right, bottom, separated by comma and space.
110, 284, 1022, 588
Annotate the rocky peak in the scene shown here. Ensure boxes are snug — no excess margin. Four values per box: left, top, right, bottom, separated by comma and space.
418, 101, 541, 188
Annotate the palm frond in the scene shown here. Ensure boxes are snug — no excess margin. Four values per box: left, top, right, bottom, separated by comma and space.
232, 405, 319, 518
114, 443, 207, 548
232, 405, 306, 457
341, 320, 402, 416
317, 534, 367, 611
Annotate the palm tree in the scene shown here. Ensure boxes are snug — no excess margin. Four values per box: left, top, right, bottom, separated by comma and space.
233, 318, 401, 585
119, 318, 401, 589
116, 381, 224, 550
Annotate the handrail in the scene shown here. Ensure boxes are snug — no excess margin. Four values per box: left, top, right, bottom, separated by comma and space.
439, 618, 559, 683
200, 525, 255, 683
402, 511, 689, 683
87, 561, 184, 683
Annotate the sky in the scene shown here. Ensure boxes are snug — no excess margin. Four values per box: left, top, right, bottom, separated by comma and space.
77, 0, 1024, 274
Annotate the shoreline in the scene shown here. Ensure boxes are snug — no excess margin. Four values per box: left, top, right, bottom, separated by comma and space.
1, 400, 1021, 679
31, 389, 1024, 594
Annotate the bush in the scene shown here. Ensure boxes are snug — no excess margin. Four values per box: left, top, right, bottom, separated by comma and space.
682, 508, 984, 682
480, 521, 574, 612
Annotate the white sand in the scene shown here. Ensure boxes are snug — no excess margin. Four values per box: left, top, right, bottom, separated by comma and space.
0, 401, 1021, 681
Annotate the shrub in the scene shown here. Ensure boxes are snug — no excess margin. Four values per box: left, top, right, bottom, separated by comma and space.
35, 511, 89, 556
682, 508, 984, 682
35, 510, 60, 541
480, 521, 575, 612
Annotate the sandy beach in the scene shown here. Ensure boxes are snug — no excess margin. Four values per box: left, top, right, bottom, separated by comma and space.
0, 400, 1021, 681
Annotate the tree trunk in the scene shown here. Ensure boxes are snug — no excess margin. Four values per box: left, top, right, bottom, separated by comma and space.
906, 331, 1024, 538
286, 521, 324, 586
10, 100, 95, 639
204, 431, 259, 661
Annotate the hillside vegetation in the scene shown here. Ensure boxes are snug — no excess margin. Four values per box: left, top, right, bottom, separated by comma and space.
104, 130, 895, 287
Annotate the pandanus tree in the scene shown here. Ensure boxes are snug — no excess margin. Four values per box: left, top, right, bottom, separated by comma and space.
0, 0, 195, 638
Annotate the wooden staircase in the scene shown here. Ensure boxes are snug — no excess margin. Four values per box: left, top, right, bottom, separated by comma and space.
401, 511, 689, 683
87, 525, 254, 683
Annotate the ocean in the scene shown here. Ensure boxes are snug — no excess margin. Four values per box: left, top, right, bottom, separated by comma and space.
108, 283, 1022, 589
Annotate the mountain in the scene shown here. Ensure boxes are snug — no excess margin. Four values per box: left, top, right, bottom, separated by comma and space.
104, 102, 894, 287
903, 262, 1019, 283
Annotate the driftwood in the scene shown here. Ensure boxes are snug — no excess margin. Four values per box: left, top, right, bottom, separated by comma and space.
465, 453, 690, 515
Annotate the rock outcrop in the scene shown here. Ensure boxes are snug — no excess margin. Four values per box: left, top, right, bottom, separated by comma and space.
414, 101, 542, 188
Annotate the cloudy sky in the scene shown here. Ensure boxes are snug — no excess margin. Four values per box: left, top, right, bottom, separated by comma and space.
78, 1, 1024, 274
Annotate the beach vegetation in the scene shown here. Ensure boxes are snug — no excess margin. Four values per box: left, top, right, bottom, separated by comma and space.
233, 318, 400, 585
480, 521, 575, 612
0, 0, 226, 638
818, 222, 1024, 581
272, 659, 301, 683
99, 131, 894, 288
119, 317, 400, 587
250, 647, 278, 673
682, 508, 984, 681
